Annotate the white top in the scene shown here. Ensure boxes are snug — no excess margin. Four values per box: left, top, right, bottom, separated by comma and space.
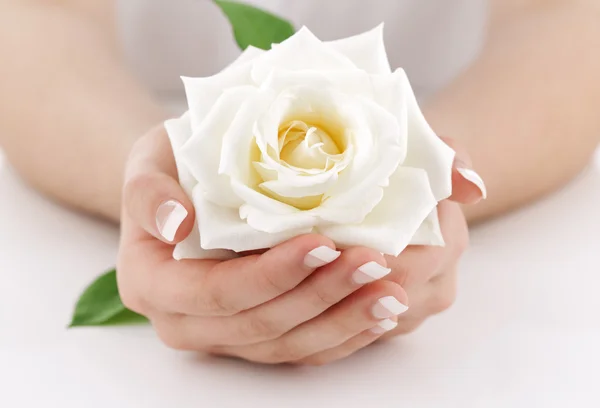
116, 0, 488, 99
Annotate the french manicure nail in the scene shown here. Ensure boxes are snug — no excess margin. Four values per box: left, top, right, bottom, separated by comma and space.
156, 200, 188, 242
457, 168, 487, 199
352, 261, 391, 284
370, 319, 398, 334
304, 246, 341, 268
372, 296, 409, 319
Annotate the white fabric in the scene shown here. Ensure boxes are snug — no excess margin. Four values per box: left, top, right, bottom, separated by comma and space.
116, 0, 488, 100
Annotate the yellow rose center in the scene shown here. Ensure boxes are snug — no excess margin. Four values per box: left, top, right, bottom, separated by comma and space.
278, 120, 342, 170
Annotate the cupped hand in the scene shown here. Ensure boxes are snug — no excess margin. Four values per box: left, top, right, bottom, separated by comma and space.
371, 138, 484, 339
117, 125, 411, 364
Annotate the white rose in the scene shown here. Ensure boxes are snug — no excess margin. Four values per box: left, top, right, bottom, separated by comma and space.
165, 25, 455, 260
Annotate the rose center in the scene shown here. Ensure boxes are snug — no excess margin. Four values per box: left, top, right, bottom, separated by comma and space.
278, 120, 342, 170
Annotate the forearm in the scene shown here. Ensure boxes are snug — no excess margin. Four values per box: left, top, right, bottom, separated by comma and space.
424, 1, 600, 222
0, 1, 166, 221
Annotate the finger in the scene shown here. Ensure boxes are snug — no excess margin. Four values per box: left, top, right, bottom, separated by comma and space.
440, 136, 487, 204
216, 280, 408, 364
122, 126, 195, 244
173, 246, 391, 346
133, 234, 340, 317
294, 325, 394, 366
387, 265, 458, 340
384, 244, 445, 288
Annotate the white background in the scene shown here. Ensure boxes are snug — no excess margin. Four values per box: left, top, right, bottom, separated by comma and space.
1, 149, 599, 408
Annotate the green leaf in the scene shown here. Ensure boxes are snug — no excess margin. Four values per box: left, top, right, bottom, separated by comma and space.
69, 269, 148, 327
214, 0, 295, 50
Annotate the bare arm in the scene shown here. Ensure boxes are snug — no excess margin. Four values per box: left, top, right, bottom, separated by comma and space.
0, 0, 165, 220
1, 1, 599, 224
424, 0, 600, 222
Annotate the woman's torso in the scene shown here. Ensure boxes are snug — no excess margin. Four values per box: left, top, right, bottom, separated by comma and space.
117, 0, 488, 100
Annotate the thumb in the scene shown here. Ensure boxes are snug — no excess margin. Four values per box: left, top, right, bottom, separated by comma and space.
123, 126, 195, 244
440, 136, 487, 205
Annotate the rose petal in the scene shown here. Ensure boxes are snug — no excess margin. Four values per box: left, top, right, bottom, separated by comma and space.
164, 112, 196, 196
326, 24, 392, 75
259, 170, 338, 198
316, 97, 405, 224
218, 90, 275, 187
251, 26, 359, 84
409, 208, 445, 246
180, 86, 258, 207
182, 63, 254, 130
262, 69, 373, 98
166, 114, 235, 260
193, 185, 311, 252
173, 221, 237, 261
225, 45, 264, 70
318, 167, 438, 256
374, 69, 455, 201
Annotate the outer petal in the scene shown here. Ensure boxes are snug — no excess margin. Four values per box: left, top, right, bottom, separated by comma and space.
409, 208, 445, 246
165, 114, 236, 260
326, 24, 392, 75
262, 69, 374, 99
374, 69, 455, 201
164, 112, 196, 196
180, 86, 258, 207
251, 26, 359, 84
182, 62, 253, 130
194, 185, 312, 252
218, 89, 275, 186
318, 167, 438, 256
173, 222, 237, 260
225, 45, 264, 70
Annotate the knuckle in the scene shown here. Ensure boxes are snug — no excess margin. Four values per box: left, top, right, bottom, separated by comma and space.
386, 259, 411, 287
154, 319, 194, 351
119, 286, 146, 315
259, 268, 293, 298
307, 280, 340, 310
116, 257, 147, 315
236, 315, 281, 343
429, 284, 457, 314
268, 341, 305, 364
197, 286, 240, 317
123, 172, 157, 206
453, 230, 470, 257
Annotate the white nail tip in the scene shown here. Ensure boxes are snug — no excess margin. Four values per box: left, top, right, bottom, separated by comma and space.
370, 319, 398, 334
457, 168, 487, 199
304, 246, 341, 268
353, 261, 392, 284
157, 200, 188, 242
372, 296, 409, 319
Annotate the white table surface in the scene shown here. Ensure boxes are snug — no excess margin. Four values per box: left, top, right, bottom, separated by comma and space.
1, 149, 599, 408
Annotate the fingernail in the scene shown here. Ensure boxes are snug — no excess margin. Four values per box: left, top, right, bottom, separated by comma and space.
156, 200, 188, 242
372, 296, 409, 319
457, 168, 487, 199
370, 319, 398, 334
352, 261, 391, 284
304, 246, 341, 268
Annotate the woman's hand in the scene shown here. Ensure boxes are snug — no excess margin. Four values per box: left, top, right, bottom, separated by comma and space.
117, 126, 484, 365
291, 138, 486, 365
118, 125, 412, 364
